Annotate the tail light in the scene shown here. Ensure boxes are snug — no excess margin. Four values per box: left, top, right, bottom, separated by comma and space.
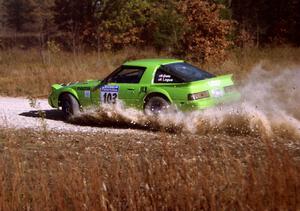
188, 91, 209, 101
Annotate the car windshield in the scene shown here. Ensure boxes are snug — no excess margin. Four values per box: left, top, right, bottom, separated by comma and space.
163, 62, 215, 82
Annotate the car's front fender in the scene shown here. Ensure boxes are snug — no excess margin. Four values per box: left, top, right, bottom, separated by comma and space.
49, 87, 79, 108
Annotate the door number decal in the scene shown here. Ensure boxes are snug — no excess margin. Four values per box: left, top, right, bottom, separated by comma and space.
100, 85, 119, 104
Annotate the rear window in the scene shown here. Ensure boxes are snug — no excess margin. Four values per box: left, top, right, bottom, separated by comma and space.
154, 62, 214, 83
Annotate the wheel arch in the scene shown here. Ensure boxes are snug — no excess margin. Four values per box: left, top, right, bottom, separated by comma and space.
58, 91, 80, 107
143, 92, 172, 109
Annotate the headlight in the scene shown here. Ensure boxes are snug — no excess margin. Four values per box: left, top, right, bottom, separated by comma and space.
188, 91, 209, 101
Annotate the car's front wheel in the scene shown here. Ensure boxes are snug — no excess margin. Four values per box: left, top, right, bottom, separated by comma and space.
60, 94, 80, 120
144, 96, 170, 115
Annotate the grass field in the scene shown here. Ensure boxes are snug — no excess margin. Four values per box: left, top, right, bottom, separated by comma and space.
1, 46, 300, 97
0, 128, 299, 210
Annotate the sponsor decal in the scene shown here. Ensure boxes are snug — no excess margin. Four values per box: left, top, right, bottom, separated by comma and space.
84, 90, 91, 98
157, 74, 173, 82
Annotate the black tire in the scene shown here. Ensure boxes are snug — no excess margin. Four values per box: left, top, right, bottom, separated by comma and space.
144, 96, 170, 115
60, 94, 80, 120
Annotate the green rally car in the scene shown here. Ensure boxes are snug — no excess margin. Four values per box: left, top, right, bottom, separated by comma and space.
48, 59, 240, 119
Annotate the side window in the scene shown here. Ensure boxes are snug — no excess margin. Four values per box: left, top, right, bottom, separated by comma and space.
154, 67, 183, 83
108, 67, 145, 83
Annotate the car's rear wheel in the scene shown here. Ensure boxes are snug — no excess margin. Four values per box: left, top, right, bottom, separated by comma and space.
144, 96, 170, 115
61, 94, 80, 120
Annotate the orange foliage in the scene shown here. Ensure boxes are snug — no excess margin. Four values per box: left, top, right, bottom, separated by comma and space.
100, 27, 144, 50
179, 0, 234, 63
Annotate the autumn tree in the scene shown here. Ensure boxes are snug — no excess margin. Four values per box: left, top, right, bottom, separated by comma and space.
287, 0, 300, 45
179, 0, 234, 62
31, 0, 54, 32
51, 0, 235, 61
151, 0, 185, 52
98, 0, 152, 50
0, 0, 4, 31
230, 0, 300, 46
52, 0, 101, 52
1, 0, 35, 32
97, 0, 186, 51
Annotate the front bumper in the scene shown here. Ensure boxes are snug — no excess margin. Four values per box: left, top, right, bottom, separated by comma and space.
48, 95, 54, 108
48, 92, 59, 108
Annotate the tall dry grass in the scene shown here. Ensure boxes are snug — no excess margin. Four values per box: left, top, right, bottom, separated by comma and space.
204, 46, 300, 78
0, 128, 299, 210
0, 46, 300, 97
0, 47, 166, 97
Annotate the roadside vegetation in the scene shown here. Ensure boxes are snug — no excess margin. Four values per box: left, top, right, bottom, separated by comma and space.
0, 128, 299, 210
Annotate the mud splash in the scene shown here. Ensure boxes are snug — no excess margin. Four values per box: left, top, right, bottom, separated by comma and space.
71, 65, 300, 139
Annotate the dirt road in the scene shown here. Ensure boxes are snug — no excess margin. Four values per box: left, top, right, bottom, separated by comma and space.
0, 96, 147, 134
1, 94, 300, 141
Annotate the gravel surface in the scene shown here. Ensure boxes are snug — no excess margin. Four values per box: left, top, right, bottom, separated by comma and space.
0, 96, 147, 134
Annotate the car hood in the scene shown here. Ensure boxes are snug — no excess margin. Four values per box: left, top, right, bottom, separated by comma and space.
51, 79, 101, 92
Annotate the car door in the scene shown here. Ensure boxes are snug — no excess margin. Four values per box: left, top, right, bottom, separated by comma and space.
98, 66, 147, 108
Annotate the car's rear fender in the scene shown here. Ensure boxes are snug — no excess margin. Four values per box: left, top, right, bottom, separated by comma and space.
148, 83, 192, 102
143, 89, 173, 105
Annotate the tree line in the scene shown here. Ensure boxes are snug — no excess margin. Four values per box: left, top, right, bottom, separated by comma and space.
1, 0, 300, 62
